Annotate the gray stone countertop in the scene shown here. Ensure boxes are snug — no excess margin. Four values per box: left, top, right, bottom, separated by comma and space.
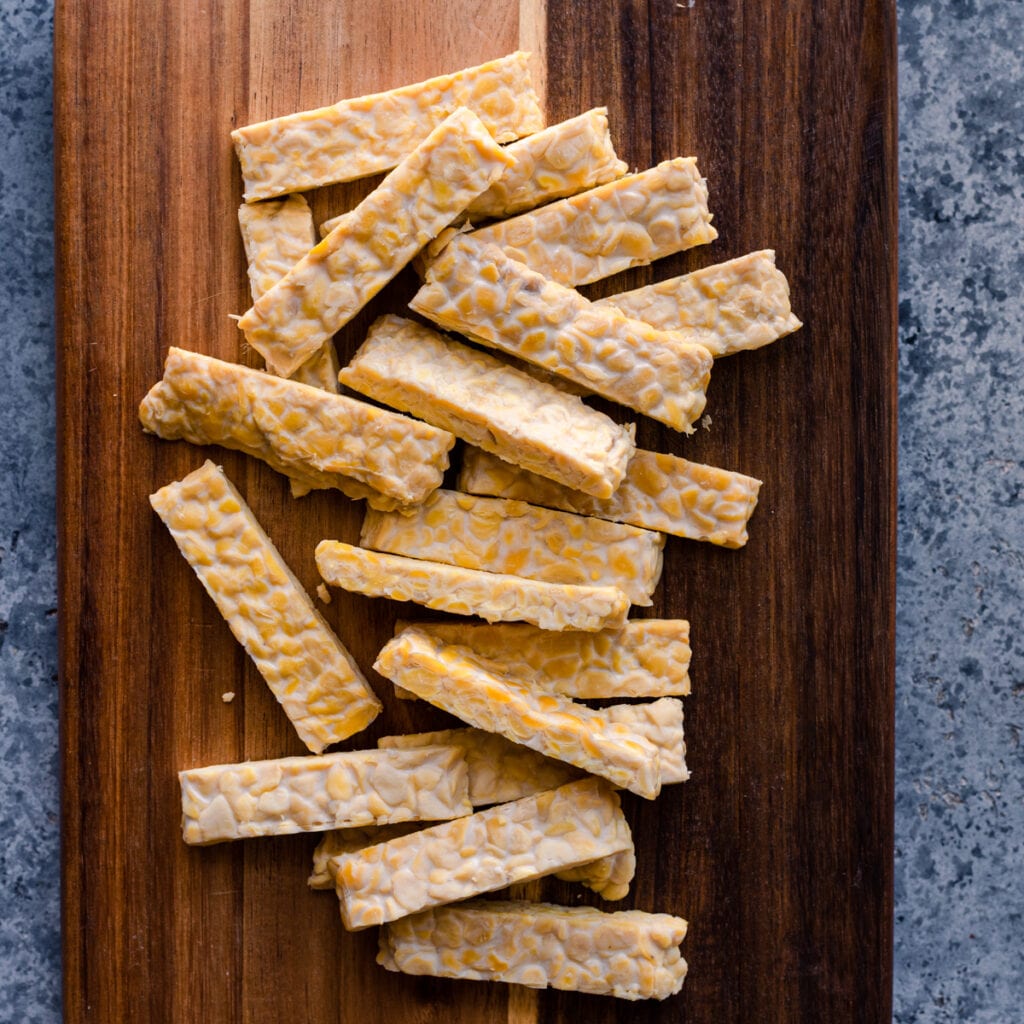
1, 1, 1021, 1021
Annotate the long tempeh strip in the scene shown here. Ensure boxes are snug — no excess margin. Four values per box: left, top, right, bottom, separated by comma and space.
595, 250, 803, 357
339, 315, 635, 499
460, 446, 761, 548
232, 52, 543, 201
316, 543, 630, 632
378, 901, 688, 1001
138, 348, 455, 507
360, 490, 664, 606
333, 777, 631, 929
237, 108, 514, 377
410, 236, 713, 432
466, 157, 716, 286
150, 460, 381, 752
309, 824, 424, 889
179, 746, 471, 845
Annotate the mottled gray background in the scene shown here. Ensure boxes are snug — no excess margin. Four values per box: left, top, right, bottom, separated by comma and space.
1, 1, 1021, 1021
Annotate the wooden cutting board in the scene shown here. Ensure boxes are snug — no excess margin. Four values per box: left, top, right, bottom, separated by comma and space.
54, 1, 897, 1020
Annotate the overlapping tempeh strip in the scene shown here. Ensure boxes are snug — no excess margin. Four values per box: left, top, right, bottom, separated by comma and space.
232, 52, 543, 201
309, 824, 424, 889
237, 195, 339, 392
333, 777, 631, 929
410, 236, 713, 432
237, 108, 515, 377
315, 543, 630, 632
150, 461, 381, 752
138, 348, 455, 508
595, 250, 803, 357
360, 490, 664, 606
379, 901, 689, 1000
373, 628, 662, 798
179, 746, 471, 845
466, 157, 716, 286
339, 315, 635, 499
460, 446, 761, 548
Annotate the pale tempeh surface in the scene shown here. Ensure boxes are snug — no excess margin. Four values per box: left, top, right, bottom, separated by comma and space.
309, 824, 425, 890
179, 746, 471, 845
410, 236, 713, 432
606, 699, 688, 785
360, 489, 664, 606
138, 348, 454, 507
460, 445, 761, 548
149, 460, 381, 753
339, 315, 635, 499
315, 542, 631, 631
237, 108, 515, 377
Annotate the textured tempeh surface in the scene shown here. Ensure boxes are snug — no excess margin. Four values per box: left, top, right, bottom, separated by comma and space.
333, 777, 630, 929
179, 746, 472, 845
460, 445, 761, 548
378, 901, 689, 1000
315, 542, 631, 631
138, 348, 454, 506
466, 157, 716, 286
595, 249, 803, 358
359, 489, 664, 606
339, 315, 635, 498
410, 236, 713, 432
238, 109, 514, 376
149, 460, 381, 752
308, 824, 425, 890
606, 699, 688, 785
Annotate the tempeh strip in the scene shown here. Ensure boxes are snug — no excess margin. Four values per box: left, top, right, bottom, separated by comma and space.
378, 901, 689, 1001
309, 824, 424, 889
467, 157, 716, 286
333, 777, 631, 929
360, 490, 664, 606
316, 543, 630, 632
595, 250, 803, 357
138, 348, 455, 507
150, 461, 381, 752
237, 109, 514, 377
606, 699, 688, 785
410, 237, 713, 433
232, 52, 543, 201
179, 746, 471, 845
339, 315, 635, 499
460, 446, 761, 548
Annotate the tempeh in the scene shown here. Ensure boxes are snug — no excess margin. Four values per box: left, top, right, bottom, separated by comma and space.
309, 824, 424, 890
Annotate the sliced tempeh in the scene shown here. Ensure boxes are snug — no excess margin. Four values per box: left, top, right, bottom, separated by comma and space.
607, 699, 688, 785
460, 445, 761, 548
373, 628, 662, 798
138, 348, 455, 508
150, 460, 381, 752
315, 543, 630, 632
595, 249, 803, 357
339, 315, 635, 499
466, 157, 716, 286
333, 777, 631, 929
232, 51, 543, 202
309, 824, 425, 890
179, 745, 471, 845
410, 236, 713, 432
237, 108, 515, 378
360, 490, 664, 606
379, 901, 688, 1000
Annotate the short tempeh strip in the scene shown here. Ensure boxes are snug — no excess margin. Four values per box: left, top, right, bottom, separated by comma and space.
149, 460, 381, 753
595, 249, 803, 357
360, 490, 664, 606
138, 348, 454, 507
378, 901, 688, 1001
467, 157, 716, 286
339, 315, 635, 499
315, 543, 630, 632
333, 777, 631, 929
410, 237, 713, 432
232, 52, 543, 201
179, 746, 471, 845
460, 446, 761, 548
237, 108, 514, 377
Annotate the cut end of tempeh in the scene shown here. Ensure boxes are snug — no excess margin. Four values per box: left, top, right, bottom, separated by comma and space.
309, 823, 425, 890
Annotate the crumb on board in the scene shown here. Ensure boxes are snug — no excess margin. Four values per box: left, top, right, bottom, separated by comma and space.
317, 583, 332, 604
221, 691, 235, 703
700, 413, 713, 431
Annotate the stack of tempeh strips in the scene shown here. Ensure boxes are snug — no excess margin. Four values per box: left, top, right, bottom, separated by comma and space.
141, 51, 802, 1003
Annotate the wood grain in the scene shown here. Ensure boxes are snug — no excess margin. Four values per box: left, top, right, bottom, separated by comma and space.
55, 1, 896, 1021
